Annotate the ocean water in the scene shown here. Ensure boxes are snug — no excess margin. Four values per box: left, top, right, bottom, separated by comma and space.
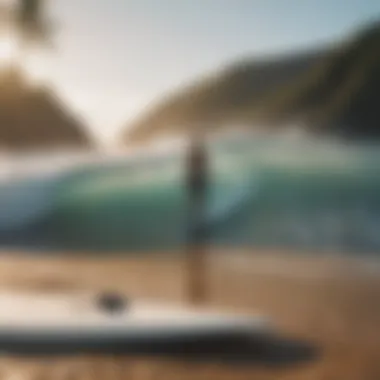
0, 137, 380, 255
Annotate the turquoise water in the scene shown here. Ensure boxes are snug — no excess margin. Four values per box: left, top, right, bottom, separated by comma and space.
20, 137, 378, 254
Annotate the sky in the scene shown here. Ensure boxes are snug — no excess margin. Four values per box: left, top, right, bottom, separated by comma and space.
24, 0, 380, 145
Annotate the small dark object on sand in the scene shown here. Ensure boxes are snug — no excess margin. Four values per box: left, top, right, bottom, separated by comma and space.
96, 292, 128, 314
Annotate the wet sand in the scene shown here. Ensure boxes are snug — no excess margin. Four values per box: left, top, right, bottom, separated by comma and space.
0, 249, 379, 379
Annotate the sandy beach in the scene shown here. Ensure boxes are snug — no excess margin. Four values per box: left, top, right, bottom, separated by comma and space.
0, 249, 378, 379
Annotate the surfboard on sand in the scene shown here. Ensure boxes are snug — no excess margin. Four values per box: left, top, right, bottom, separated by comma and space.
0, 291, 271, 356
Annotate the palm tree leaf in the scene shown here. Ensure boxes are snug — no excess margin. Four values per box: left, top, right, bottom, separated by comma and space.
15, 0, 54, 48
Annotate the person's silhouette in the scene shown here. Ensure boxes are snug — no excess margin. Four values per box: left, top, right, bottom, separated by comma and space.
186, 133, 208, 305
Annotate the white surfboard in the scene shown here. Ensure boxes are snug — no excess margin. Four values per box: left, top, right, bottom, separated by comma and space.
0, 291, 270, 355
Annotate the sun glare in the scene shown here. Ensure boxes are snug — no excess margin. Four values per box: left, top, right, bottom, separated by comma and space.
0, 37, 16, 66
0, 35, 51, 84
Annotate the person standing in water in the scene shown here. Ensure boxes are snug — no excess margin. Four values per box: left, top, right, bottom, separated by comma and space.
186, 131, 208, 305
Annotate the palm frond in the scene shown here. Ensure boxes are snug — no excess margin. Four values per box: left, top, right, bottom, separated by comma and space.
15, 0, 54, 48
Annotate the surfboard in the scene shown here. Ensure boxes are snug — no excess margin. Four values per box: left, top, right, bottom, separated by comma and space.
0, 291, 270, 355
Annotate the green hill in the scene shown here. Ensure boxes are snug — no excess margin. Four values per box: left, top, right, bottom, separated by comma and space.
125, 20, 380, 143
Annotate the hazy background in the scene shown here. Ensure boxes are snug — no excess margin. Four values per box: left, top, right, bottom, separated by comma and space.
18, 0, 380, 145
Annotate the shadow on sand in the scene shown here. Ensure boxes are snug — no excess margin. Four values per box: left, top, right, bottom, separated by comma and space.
144, 332, 321, 367
6, 332, 320, 369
